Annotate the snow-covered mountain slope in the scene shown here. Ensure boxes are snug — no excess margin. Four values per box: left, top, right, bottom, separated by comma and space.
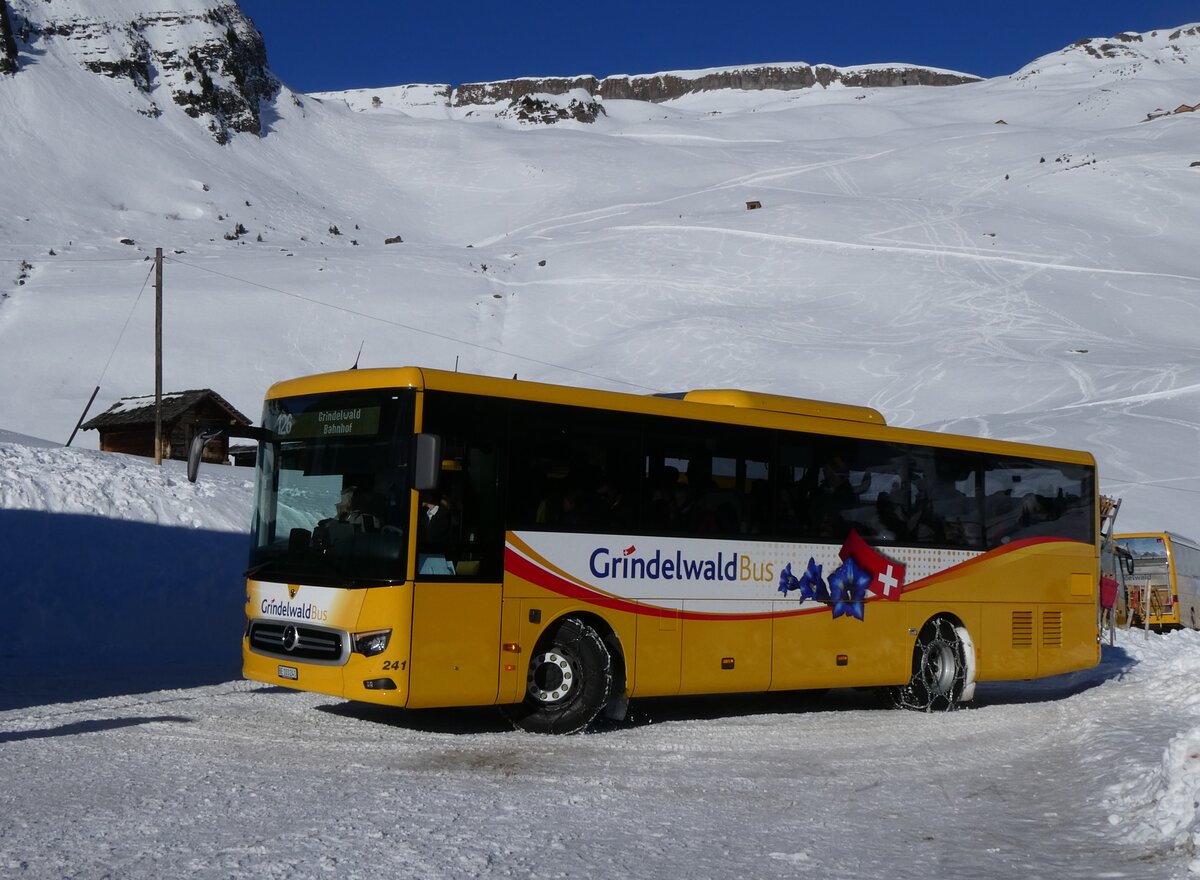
1, 3, 1199, 534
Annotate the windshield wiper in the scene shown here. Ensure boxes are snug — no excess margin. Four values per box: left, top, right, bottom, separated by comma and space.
243, 556, 404, 588
244, 560, 284, 579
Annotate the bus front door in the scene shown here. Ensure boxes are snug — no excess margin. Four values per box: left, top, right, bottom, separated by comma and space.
407, 581, 502, 708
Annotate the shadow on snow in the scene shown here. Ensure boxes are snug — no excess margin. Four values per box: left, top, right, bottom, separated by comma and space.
0, 509, 247, 711
0, 715, 194, 744
314, 647, 1138, 736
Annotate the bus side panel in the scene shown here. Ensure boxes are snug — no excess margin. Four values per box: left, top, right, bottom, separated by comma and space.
976, 602, 1099, 680
913, 541, 1098, 681
1175, 538, 1200, 630
1179, 557, 1200, 630
679, 606, 770, 695
1037, 603, 1102, 677
772, 604, 910, 690
497, 597, 525, 704
632, 601, 681, 697
978, 603, 1039, 681
407, 582, 502, 709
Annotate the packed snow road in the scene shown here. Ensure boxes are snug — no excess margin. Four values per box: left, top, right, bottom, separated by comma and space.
1, 631, 1197, 880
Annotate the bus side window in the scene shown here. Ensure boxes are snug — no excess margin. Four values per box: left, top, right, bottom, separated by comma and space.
778, 441, 819, 540
643, 419, 771, 539
983, 458, 1093, 546
508, 401, 639, 534
419, 393, 507, 581
810, 441, 876, 541
908, 449, 982, 549
931, 449, 979, 545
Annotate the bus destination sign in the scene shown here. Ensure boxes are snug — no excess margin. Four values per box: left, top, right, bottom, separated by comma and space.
277, 406, 381, 439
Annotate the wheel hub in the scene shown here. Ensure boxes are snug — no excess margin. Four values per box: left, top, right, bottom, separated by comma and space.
527, 651, 574, 704
922, 638, 956, 696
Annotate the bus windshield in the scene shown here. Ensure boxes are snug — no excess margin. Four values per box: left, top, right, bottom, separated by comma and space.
249, 389, 414, 586
1119, 536, 1169, 570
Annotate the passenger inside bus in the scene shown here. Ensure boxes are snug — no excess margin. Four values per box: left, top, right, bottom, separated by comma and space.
417, 490, 455, 575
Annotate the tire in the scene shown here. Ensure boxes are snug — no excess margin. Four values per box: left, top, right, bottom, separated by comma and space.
895, 616, 969, 712
503, 617, 613, 734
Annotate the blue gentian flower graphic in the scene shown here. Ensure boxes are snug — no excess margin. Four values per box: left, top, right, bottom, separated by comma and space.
779, 558, 827, 601
829, 556, 871, 621
778, 563, 799, 596
798, 557, 828, 601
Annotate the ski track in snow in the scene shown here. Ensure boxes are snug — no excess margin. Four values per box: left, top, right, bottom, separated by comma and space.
608, 223, 1200, 285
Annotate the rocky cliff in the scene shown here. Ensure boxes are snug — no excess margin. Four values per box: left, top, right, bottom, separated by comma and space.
450, 62, 979, 113
0, 0, 17, 75
453, 75, 600, 107
1069, 25, 1200, 61
1013, 23, 1200, 81
2, 0, 277, 142
598, 63, 977, 101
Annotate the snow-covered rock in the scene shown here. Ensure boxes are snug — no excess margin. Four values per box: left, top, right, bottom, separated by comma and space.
3, 0, 277, 141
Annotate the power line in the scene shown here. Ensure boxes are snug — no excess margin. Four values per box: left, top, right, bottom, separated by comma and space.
1103, 478, 1200, 497
0, 256, 155, 264
97, 261, 156, 386
165, 256, 663, 394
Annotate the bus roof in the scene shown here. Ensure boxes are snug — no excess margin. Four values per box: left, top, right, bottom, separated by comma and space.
1116, 531, 1200, 547
265, 366, 1094, 466
676, 389, 885, 425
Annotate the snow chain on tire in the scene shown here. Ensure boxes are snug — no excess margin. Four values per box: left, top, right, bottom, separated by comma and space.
895, 616, 972, 712
502, 617, 613, 735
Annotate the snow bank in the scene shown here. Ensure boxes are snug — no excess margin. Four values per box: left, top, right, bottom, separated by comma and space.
0, 442, 251, 527
1105, 629, 1200, 872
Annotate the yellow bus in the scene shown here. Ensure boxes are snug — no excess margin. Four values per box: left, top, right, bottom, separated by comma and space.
191, 367, 1100, 733
1115, 532, 1200, 631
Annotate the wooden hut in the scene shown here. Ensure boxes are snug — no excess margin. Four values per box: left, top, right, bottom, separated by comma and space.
81, 389, 251, 463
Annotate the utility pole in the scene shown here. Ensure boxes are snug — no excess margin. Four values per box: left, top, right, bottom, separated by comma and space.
154, 247, 163, 465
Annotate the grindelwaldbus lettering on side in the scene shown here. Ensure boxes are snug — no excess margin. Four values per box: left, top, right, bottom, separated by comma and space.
589, 547, 773, 582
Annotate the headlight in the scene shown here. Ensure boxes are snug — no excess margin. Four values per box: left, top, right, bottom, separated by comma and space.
352, 629, 392, 656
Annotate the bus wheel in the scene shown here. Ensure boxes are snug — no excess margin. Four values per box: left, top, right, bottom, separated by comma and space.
895, 616, 968, 712
503, 617, 613, 734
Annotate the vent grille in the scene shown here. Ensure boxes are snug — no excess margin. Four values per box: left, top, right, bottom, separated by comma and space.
249, 620, 347, 665
1042, 611, 1063, 648
1012, 610, 1033, 648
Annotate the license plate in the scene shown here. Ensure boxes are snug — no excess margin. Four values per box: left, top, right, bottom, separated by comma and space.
278, 665, 298, 680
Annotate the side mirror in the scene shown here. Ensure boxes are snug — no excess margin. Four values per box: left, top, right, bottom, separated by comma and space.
188, 424, 273, 483
413, 433, 442, 491
187, 428, 225, 482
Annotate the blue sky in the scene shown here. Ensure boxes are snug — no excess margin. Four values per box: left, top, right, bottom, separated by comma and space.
238, 1, 1199, 92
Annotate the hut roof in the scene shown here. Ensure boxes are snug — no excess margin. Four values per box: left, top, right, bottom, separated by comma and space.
81, 389, 251, 430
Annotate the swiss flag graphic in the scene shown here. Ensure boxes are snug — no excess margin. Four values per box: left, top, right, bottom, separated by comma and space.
839, 529, 906, 601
